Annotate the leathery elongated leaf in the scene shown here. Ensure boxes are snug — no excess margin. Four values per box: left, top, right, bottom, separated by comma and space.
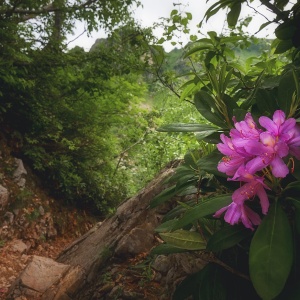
227, 2, 241, 27
150, 177, 195, 208
173, 264, 227, 300
150, 243, 186, 255
207, 225, 252, 252
171, 194, 232, 231
249, 201, 293, 300
160, 230, 206, 250
157, 123, 219, 132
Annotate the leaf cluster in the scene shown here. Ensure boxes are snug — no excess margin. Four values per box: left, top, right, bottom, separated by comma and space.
149, 2, 300, 298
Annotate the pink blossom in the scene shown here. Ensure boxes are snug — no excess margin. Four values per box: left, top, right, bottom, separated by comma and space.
286, 124, 300, 160
231, 166, 270, 214
246, 132, 290, 178
214, 110, 300, 229
214, 202, 261, 230
259, 110, 296, 139
217, 134, 246, 176
231, 113, 261, 145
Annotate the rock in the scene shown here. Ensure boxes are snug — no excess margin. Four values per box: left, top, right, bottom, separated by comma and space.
152, 255, 172, 274
11, 239, 28, 254
38, 205, 45, 216
13, 158, 27, 189
8, 256, 70, 299
4, 211, 14, 224
0, 184, 9, 210
115, 227, 155, 256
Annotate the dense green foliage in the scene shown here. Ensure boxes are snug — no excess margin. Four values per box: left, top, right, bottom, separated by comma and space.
151, 1, 300, 299
0, 0, 154, 213
0, 0, 203, 214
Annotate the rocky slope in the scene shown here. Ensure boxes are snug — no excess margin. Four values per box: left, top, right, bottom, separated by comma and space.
0, 135, 97, 299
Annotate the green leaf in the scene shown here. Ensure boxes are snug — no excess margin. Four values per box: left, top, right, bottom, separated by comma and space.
150, 243, 186, 255
207, 225, 252, 252
173, 270, 203, 300
180, 82, 197, 101
258, 21, 273, 32
171, 9, 178, 16
155, 219, 179, 233
157, 123, 219, 132
195, 130, 220, 141
275, 0, 290, 9
184, 44, 213, 57
165, 166, 195, 184
184, 149, 202, 169
227, 2, 241, 27
171, 194, 232, 231
255, 88, 279, 116
202, 131, 223, 144
163, 198, 196, 221
275, 22, 297, 40
274, 39, 294, 54
289, 198, 300, 235
150, 44, 166, 66
292, 158, 300, 180
150, 185, 176, 208
194, 91, 226, 127
249, 201, 293, 300
278, 70, 297, 115
232, 108, 248, 122
240, 70, 265, 110
282, 181, 300, 197
160, 230, 206, 250
150, 177, 196, 208
174, 264, 227, 300
197, 150, 226, 177
178, 186, 197, 196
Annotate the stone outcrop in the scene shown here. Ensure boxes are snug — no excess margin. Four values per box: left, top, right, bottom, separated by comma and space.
13, 158, 27, 189
0, 185, 9, 210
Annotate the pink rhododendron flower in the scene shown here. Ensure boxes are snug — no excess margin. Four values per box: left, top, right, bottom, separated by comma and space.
231, 113, 261, 148
286, 124, 300, 160
246, 132, 290, 177
217, 134, 246, 176
214, 202, 261, 230
214, 110, 300, 229
230, 166, 270, 214
259, 110, 296, 140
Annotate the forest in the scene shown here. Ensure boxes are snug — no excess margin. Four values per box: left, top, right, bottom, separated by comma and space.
1, 0, 300, 299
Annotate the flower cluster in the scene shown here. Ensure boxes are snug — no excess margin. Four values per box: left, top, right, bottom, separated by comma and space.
214, 110, 300, 230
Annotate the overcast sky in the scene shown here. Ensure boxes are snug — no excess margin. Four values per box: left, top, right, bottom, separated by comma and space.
67, 0, 278, 52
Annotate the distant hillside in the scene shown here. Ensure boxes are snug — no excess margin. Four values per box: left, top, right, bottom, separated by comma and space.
161, 38, 272, 75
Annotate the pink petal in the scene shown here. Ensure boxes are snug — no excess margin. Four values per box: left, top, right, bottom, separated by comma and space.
224, 203, 241, 225
256, 186, 269, 214
271, 155, 289, 178
242, 206, 261, 229
273, 110, 286, 126
259, 116, 278, 134
281, 118, 296, 134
